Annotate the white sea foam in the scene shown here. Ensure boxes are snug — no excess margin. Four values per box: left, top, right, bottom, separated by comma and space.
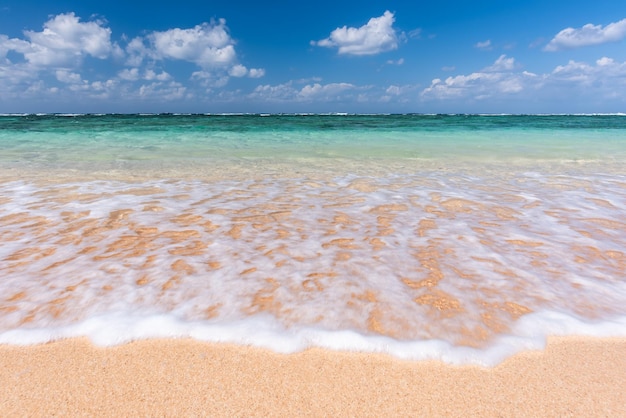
1, 311, 625, 366
1, 171, 625, 366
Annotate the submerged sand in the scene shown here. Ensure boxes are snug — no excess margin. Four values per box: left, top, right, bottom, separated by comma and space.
1, 336, 625, 416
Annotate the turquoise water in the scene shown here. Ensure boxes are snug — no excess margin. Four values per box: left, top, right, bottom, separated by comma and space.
1, 114, 625, 173
1, 114, 625, 365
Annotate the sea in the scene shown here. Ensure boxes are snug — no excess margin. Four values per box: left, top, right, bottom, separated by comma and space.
1, 113, 625, 366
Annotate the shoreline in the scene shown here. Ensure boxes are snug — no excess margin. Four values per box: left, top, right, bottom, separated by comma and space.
2, 336, 625, 416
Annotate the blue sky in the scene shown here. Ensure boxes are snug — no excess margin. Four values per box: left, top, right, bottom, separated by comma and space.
1, 0, 626, 113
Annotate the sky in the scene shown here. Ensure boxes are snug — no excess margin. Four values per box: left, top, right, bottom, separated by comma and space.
1, 0, 626, 113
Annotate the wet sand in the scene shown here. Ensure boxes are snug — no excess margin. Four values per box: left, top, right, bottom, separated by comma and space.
1, 336, 625, 416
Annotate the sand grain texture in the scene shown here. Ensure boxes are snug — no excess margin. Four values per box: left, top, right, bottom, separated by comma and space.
1, 337, 625, 417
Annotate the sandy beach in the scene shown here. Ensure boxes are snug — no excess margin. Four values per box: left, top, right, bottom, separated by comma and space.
1, 336, 625, 416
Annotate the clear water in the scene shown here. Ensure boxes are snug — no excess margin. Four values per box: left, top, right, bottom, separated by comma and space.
1, 114, 625, 365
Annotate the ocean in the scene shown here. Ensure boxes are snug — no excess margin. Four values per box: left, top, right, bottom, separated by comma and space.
1, 113, 625, 366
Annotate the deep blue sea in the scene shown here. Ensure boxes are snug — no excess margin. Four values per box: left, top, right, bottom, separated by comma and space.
1, 114, 625, 365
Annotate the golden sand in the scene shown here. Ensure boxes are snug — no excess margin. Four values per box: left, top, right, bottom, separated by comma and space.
1, 337, 625, 416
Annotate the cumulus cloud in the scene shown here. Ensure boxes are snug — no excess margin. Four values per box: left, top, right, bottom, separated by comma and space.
544, 18, 626, 51
248, 68, 265, 78
118, 67, 140, 81
2, 13, 274, 106
550, 56, 626, 86
313, 11, 398, 56
127, 19, 236, 68
0, 13, 121, 99
7, 13, 118, 67
227, 64, 267, 78
125, 37, 149, 67
421, 55, 534, 100
144, 69, 171, 81
125, 19, 263, 84
55, 69, 82, 84
153, 23, 234, 66
422, 72, 528, 100
228, 64, 247, 77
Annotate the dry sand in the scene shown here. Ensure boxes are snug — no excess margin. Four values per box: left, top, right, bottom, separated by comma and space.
1, 336, 625, 417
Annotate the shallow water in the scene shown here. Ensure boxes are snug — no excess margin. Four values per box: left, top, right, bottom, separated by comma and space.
1, 114, 625, 365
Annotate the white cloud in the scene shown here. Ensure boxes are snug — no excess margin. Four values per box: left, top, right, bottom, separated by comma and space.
118, 68, 140, 81
596, 56, 614, 66
385, 85, 401, 95
249, 80, 359, 102
0, 35, 29, 62
250, 81, 298, 101
125, 37, 149, 67
0, 62, 34, 84
550, 57, 626, 87
229, 64, 248, 77
375, 84, 421, 103
138, 81, 186, 101
191, 70, 230, 88
55, 69, 82, 84
0, 12, 120, 99
248, 68, 265, 78
144, 69, 171, 81
248, 80, 419, 106
118, 68, 170, 81
544, 18, 626, 51
475, 40, 492, 50
63, 77, 188, 102
226, 65, 265, 78
124, 18, 262, 85
423, 74, 516, 99
298, 82, 355, 99
0, 13, 262, 106
551, 60, 593, 82
421, 55, 533, 100
421, 54, 626, 106
484, 54, 516, 72
128, 19, 236, 68
313, 11, 398, 56
67, 79, 117, 98
17, 13, 116, 67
